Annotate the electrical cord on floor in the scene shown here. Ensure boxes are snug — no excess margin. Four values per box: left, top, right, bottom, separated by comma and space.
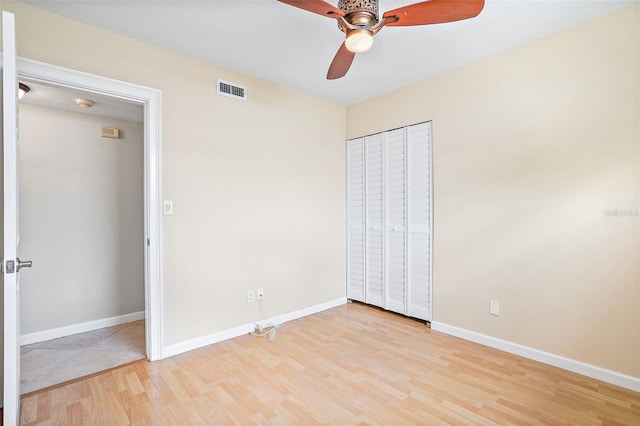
250, 318, 282, 342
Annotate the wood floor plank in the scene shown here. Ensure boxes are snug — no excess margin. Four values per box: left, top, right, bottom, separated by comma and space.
18, 302, 640, 425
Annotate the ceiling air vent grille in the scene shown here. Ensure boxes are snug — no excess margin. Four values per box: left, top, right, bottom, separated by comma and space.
217, 78, 247, 101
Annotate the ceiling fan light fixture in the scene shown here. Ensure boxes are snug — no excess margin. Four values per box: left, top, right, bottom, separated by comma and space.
19, 83, 30, 99
345, 29, 373, 53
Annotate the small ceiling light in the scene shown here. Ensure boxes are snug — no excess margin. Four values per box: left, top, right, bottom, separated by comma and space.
345, 29, 374, 53
75, 98, 95, 108
18, 83, 30, 99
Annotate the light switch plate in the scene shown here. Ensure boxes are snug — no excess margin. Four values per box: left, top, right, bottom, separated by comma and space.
163, 200, 173, 215
490, 300, 500, 316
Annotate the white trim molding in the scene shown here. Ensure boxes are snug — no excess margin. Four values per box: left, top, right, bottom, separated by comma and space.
20, 311, 145, 346
163, 297, 347, 358
431, 321, 640, 393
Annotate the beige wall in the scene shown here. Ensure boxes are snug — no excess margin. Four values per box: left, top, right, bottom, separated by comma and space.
19, 104, 144, 334
3, 0, 347, 353
348, 5, 640, 378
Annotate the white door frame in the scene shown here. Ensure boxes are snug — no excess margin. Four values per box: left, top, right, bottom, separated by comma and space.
14, 57, 164, 361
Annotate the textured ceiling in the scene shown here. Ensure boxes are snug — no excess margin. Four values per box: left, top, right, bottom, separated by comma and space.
20, 0, 637, 106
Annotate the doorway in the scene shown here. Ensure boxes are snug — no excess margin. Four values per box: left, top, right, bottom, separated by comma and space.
14, 58, 164, 366
18, 80, 147, 393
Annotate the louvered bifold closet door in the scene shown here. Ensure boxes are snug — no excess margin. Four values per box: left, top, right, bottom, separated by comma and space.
406, 122, 432, 321
365, 134, 384, 307
347, 138, 366, 302
384, 129, 407, 315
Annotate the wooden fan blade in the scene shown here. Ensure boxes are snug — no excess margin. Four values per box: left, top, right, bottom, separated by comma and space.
277, 0, 345, 18
327, 42, 356, 80
383, 0, 484, 26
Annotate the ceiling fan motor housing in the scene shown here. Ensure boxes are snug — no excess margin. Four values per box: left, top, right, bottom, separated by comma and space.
338, 0, 378, 20
338, 0, 379, 25
337, 0, 379, 14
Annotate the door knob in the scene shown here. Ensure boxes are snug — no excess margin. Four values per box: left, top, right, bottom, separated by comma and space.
17, 258, 33, 271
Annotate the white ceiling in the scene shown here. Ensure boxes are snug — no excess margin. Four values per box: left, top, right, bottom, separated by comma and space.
20, 0, 637, 106
19, 80, 144, 123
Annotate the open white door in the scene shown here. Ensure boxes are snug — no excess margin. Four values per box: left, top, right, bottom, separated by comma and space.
3, 10, 27, 426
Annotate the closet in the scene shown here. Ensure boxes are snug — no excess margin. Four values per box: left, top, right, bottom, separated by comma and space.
346, 122, 432, 321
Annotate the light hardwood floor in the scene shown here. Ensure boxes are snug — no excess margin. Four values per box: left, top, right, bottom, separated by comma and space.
19, 302, 640, 425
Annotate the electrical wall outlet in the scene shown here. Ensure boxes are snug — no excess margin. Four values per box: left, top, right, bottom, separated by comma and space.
490, 300, 500, 316
257, 288, 264, 301
247, 290, 255, 303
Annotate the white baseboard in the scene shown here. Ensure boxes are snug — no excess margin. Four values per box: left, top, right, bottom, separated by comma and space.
163, 297, 347, 358
431, 321, 640, 393
20, 311, 145, 346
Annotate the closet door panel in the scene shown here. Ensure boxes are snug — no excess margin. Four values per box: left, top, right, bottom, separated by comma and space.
365, 134, 384, 307
384, 129, 407, 314
406, 122, 432, 320
346, 138, 365, 302
346, 122, 431, 320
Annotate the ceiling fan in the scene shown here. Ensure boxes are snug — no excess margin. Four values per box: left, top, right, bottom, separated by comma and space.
277, 0, 485, 79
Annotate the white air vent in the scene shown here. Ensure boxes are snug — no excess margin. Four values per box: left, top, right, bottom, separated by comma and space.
217, 78, 247, 101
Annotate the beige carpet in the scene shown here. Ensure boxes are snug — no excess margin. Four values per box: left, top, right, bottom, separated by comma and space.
20, 320, 146, 394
